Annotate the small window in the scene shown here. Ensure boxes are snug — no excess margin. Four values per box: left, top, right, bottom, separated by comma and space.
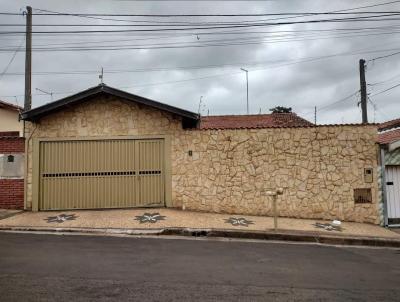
354, 188, 372, 204
7, 155, 14, 163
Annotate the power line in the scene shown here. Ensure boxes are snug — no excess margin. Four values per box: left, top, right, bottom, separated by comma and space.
317, 90, 360, 112
1, 14, 400, 35
370, 81, 400, 96
2, 31, 400, 52
26, 0, 400, 26
2, 44, 400, 77
1, 11, 400, 20
367, 50, 400, 61
2, 24, 400, 49
0, 0, 397, 17
0, 36, 24, 81
369, 72, 400, 86
333, 0, 400, 12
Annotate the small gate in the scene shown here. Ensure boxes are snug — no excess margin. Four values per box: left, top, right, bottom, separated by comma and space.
386, 166, 400, 225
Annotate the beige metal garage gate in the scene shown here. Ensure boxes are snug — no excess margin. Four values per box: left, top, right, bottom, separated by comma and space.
38, 138, 165, 210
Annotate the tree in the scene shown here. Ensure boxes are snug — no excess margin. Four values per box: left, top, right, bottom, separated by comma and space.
269, 106, 292, 113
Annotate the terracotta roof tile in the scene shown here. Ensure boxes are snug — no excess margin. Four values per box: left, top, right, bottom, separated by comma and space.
199, 113, 314, 129
379, 118, 400, 131
0, 100, 23, 111
377, 128, 400, 144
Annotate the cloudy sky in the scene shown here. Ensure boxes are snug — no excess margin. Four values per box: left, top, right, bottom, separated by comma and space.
0, 0, 399, 124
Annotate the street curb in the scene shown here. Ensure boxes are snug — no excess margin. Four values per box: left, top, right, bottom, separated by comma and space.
1, 226, 400, 247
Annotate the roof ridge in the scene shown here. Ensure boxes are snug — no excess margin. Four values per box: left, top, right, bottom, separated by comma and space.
201, 112, 298, 118
0, 99, 23, 111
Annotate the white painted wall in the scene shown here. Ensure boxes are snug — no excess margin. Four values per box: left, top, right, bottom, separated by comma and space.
0, 108, 23, 136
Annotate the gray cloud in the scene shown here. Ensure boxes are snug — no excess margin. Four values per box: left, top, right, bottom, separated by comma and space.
0, 0, 399, 124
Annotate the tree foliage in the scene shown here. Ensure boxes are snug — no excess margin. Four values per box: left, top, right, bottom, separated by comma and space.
269, 106, 292, 113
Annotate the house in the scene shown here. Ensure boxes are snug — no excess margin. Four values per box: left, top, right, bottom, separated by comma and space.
378, 118, 400, 226
0, 101, 24, 209
0, 100, 23, 136
20, 84, 380, 224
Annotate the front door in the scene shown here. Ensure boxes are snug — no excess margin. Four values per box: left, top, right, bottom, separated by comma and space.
386, 166, 400, 225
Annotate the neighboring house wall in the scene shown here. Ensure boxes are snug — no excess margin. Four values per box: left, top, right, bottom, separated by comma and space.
25, 96, 380, 223
0, 132, 25, 209
0, 108, 23, 136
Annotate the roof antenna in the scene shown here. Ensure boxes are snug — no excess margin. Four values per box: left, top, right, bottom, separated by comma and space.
198, 96, 203, 115
35, 87, 53, 101
196, 35, 200, 40
99, 67, 104, 84
14, 96, 20, 108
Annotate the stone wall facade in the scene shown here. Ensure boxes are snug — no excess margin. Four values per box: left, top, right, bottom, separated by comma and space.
25, 95, 381, 224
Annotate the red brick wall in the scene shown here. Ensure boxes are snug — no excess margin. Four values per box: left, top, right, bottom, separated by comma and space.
0, 131, 20, 137
0, 134, 25, 209
0, 179, 24, 209
0, 137, 25, 153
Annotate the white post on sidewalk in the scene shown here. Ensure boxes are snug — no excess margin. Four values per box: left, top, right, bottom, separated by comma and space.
265, 188, 284, 231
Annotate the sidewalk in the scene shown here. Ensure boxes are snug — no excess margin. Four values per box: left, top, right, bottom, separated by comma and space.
0, 208, 399, 246
0, 209, 23, 220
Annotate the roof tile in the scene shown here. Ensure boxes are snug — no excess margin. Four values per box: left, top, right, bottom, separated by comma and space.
379, 118, 400, 131
199, 113, 313, 129
0, 100, 22, 111
377, 128, 400, 144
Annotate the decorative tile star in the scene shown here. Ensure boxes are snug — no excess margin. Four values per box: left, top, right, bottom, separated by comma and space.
313, 222, 342, 232
225, 217, 254, 227
135, 213, 166, 224
44, 214, 78, 224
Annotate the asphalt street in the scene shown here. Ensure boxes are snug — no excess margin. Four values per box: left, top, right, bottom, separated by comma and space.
0, 232, 399, 301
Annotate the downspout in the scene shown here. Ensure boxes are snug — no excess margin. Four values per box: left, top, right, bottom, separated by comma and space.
379, 146, 389, 227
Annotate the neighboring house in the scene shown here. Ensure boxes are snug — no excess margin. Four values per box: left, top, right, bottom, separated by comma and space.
378, 118, 400, 226
0, 131, 25, 209
0, 100, 23, 136
0, 101, 24, 209
20, 84, 380, 224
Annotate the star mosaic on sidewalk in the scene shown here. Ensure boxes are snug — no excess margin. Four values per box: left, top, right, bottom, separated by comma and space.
135, 213, 166, 224
44, 214, 78, 224
225, 217, 254, 227
313, 222, 342, 232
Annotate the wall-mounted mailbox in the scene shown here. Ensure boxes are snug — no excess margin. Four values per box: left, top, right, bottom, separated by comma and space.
0, 154, 24, 179
364, 168, 373, 183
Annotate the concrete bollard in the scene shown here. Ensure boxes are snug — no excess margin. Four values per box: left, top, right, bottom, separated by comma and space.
264, 188, 284, 231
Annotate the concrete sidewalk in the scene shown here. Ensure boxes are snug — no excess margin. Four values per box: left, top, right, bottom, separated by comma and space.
0, 209, 23, 220
0, 208, 399, 243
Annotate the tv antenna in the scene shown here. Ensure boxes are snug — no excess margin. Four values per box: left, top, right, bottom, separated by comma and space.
35, 88, 53, 101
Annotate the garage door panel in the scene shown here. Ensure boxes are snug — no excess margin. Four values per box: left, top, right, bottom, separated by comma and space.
137, 140, 164, 206
39, 138, 164, 210
40, 175, 138, 210
138, 174, 164, 206
41, 140, 137, 174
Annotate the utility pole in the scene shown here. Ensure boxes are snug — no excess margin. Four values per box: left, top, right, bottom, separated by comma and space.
240, 68, 249, 114
24, 6, 32, 111
314, 106, 317, 125
359, 59, 368, 123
